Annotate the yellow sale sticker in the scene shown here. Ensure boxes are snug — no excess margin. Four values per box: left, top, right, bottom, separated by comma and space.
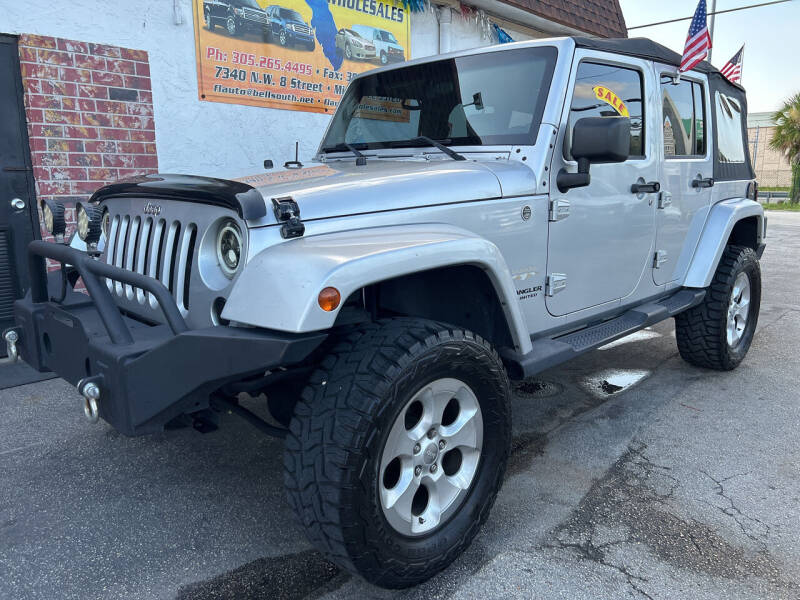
592, 85, 630, 117
192, 0, 410, 115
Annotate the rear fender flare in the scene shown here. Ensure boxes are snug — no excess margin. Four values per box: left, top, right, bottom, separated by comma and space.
684, 198, 765, 288
222, 224, 533, 354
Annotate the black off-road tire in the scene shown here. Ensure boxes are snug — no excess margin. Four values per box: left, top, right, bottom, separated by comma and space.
283, 318, 511, 588
675, 245, 761, 370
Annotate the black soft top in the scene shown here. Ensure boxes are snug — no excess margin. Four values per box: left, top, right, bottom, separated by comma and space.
572, 36, 753, 182
573, 37, 716, 73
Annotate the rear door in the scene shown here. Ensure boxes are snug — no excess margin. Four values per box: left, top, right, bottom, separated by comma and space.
546, 54, 658, 316
0, 34, 39, 343
653, 69, 713, 285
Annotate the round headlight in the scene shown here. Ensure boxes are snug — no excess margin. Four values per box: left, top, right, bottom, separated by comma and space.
101, 208, 111, 239
216, 220, 242, 278
40, 198, 66, 237
76, 202, 103, 244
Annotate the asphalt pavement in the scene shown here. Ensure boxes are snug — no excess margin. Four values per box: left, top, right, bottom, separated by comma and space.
1, 211, 799, 600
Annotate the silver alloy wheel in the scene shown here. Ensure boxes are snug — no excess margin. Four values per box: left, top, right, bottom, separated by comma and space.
727, 271, 751, 348
379, 378, 483, 537
226, 16, 236, 35
381, 51, 387, 65
280, 30, 287, 45
345, 44, 352, 59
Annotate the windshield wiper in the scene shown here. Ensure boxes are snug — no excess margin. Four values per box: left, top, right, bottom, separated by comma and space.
390, 137, 466, 161
321, 142, 367, 165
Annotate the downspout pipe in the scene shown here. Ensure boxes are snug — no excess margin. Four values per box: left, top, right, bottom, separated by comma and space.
439, 5, 452, 54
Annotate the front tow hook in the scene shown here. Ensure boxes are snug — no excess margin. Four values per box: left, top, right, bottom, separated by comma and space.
3, 328, 20, 362
77, 377, 103, 423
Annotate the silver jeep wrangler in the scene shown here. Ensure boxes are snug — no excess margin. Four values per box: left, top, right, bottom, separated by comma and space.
6, 36, 765, 588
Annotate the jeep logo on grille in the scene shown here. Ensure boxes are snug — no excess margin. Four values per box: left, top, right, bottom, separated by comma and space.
143, 202, 162, 216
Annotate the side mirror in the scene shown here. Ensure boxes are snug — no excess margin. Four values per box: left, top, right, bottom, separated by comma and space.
557, 117, 630, 193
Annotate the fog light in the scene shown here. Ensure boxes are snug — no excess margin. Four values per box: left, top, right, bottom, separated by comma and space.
40, 198, 66, 241
318, 287, 341, 312
76, 202, 103, 246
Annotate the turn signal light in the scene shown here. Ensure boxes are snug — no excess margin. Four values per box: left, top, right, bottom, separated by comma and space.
318, 287, 341, 312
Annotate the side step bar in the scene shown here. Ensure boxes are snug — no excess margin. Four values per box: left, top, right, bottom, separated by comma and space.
503, 289, 706, 379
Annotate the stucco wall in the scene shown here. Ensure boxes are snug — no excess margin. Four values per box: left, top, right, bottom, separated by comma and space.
6, 1, 529, 180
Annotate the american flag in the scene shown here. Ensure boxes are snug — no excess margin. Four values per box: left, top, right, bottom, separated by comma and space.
680, 0, 712, 72
721, 46, 744, 83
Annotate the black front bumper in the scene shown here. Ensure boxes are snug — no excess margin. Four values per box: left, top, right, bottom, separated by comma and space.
8, 241, 326, 436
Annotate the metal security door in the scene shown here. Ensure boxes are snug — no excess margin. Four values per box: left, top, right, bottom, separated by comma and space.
0, 34, 39, 345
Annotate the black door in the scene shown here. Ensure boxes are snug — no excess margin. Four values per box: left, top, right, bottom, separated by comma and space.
0, 34, 39, 351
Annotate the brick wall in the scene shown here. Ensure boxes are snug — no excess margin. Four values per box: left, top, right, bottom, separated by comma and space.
18, 34, 159, 241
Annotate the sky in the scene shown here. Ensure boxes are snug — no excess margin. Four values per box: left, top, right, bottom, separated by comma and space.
617, 0, 800, 113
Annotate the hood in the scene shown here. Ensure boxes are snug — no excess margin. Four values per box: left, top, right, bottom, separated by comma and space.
238, 160, 516, 227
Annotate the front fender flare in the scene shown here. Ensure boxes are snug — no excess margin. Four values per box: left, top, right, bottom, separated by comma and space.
223, 224, 532, 354
684, 198, 765, 289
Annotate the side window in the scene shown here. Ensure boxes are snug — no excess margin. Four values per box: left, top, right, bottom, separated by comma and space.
716, 91, 746, 163
567, 61, 645, 158
661, 77, 706, 157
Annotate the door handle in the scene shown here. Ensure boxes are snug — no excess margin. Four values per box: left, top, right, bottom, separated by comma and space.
10, 198, 26, 210
631, 181, 660, 194
692, 176, 714, 188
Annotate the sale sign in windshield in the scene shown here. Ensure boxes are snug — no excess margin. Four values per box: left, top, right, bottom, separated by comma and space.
192, 0, 410, 114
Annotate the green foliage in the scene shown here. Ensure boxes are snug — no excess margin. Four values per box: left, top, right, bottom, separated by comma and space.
770, 92, 800, 203
761, 202, 800, 211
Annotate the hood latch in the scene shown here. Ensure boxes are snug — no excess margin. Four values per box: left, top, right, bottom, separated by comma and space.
272, 196, 305, 239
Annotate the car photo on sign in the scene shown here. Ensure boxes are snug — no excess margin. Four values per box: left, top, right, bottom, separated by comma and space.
351, 24, 405, 64
265, 5, 315, 50
203, 0, 271, 39
335, 28, 376, 61
203, 0, 316, 51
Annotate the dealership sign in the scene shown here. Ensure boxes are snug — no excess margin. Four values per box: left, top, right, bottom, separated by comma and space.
192, 0, 410, 114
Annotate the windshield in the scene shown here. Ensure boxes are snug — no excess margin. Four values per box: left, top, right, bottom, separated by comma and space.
280, 8, 303, 21
321, 47, 557, 150
378, 30, 398, 43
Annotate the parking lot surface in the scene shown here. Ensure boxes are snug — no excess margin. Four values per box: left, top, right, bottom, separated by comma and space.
1, 211, 799, 600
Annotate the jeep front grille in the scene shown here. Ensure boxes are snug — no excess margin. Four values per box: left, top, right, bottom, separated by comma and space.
294, 24, 311, 34
105, 215, 197, 316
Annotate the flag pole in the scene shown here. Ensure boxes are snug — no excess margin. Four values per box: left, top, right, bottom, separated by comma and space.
740, 43, 745, 85
708, 0, 717, 63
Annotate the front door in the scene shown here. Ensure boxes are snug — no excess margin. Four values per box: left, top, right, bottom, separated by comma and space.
546, 54, 657, 316
653, 69, 713, 285
0, 34, 39, 346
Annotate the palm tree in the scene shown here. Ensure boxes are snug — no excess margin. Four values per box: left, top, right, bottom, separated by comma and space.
770, 93, 800, 204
